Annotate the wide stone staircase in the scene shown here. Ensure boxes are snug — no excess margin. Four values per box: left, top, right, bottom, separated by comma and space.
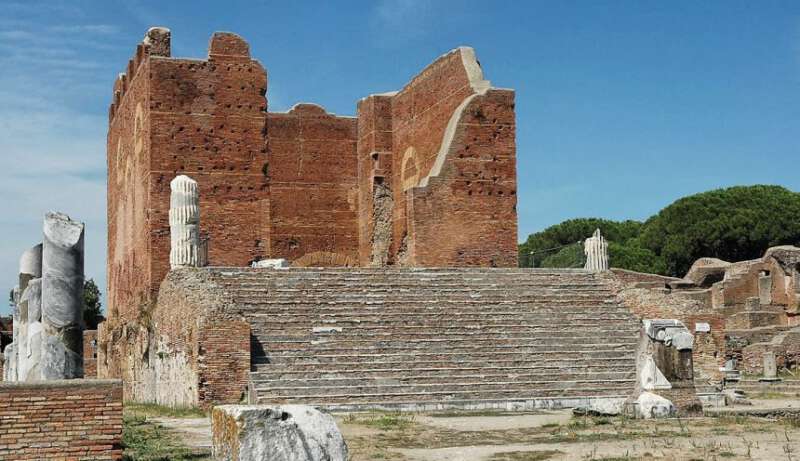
208, 267, 641, 411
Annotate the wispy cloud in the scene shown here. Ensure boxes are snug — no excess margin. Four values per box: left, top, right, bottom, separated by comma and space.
48, 24, 119, 35
371, 0, 435, 42
0, 10, 122, 314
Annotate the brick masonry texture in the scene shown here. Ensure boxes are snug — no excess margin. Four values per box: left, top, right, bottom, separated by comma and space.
84, 330, 98, 378
0, 379, 123, 460
103, 30, 518, 384
98, 269, 250, 408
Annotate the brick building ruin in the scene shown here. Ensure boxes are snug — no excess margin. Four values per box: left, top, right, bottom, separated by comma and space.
95, 27, 800, 415
105, 28, 517, 328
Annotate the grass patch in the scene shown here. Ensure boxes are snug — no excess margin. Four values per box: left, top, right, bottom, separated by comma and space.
427, 409, 546, 418
124, 402, 208, 419
122, 414, 208, 461
344, 412, 416, 431
487, 450, 562, 460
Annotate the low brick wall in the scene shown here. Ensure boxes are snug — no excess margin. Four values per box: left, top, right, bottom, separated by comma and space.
0, 379, 123, 460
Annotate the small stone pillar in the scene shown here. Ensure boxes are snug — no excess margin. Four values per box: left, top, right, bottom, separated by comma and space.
169, 175, 201, 269
760, 351, 780, 382
758, 273, 772, 305
584, 228, 609, 272
41, 211, 85, 379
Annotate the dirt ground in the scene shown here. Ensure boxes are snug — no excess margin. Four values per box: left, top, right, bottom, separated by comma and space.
146, 400, 800, 461
336, 403, 800, 461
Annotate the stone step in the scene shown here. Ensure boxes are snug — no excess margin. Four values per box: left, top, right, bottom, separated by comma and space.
206, 267, 639, 409
251, 330, 640, 343
255, 384, 635, 404
234, 299, 619, 309
255, 378, 636, 395
252, 351, 633, 373
245, 309, 634, 319
253, 349, 636, 364
252, 338, 638, 353
251, 370, 636, 387
250, 363, 634, 378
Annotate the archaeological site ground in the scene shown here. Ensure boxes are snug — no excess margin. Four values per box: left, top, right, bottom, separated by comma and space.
1, 24, 799, 461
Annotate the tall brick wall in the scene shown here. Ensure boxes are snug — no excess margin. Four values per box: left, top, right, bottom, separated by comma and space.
108, 31, 270, 325
408, 89, 518, 266
0, 379, 123, 460
267, 105, 358, 262
355, 47, 518, 266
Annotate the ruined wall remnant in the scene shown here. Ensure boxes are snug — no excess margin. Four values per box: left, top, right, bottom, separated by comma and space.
612, 245, 800, 386
628, 320, 701, 418
584, 228, 609, 272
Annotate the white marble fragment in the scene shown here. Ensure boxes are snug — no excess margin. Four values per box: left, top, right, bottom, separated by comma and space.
252, 258, 289, 269
41, 211, 85, 379
640, 356, 672, 390
635, 392, 675, 419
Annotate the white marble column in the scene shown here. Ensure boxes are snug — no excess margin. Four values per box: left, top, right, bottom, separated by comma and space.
41, 212, 85, 379
169, 175, 201, 269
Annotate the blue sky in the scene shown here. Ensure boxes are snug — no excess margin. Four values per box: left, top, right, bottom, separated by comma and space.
1, 1, 798, 315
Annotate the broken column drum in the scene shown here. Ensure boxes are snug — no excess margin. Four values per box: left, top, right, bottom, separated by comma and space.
169, 175, 201, 269
4, 244, 42, 382
41, 211, 85, 379
584, 228, 609, 272
18, 278, 43, 381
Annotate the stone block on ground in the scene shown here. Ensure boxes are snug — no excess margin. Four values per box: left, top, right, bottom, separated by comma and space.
635, 392, 675, 419
212, 404, 348, 461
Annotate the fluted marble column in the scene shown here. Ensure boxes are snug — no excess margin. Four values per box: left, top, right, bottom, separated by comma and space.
584, 228, 609, 272
170, 175, 201, 269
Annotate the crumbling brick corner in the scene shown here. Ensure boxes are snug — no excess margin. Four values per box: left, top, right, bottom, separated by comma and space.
101, 268, 250, 408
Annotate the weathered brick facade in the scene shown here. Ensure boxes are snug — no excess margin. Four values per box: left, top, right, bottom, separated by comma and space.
103, 29, 518, 385
0, 379, 123, 460
97, 269, 250, 408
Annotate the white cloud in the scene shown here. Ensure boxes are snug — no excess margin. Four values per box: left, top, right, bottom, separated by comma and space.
371, 0, 435, 41
0, 15, 120, 316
